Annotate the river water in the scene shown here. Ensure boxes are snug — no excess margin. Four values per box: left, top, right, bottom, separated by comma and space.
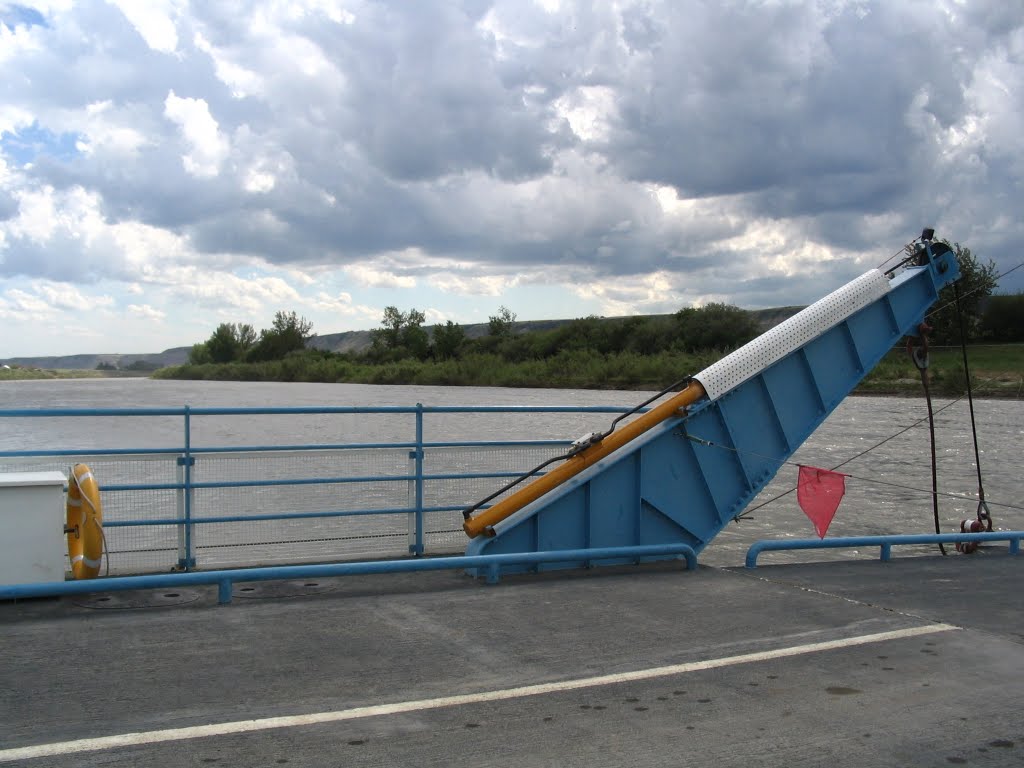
1, 378, 1021, 570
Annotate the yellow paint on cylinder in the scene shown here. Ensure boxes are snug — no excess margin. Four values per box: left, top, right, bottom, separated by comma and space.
463, 381, 706, 538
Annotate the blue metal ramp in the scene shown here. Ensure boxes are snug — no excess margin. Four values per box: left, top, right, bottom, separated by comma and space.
465, 240, 961, 569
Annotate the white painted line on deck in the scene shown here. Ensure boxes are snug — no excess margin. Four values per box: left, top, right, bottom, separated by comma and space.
1, 623, 957, 763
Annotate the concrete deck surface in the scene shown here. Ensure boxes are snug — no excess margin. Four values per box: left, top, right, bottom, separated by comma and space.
1, 553, 1022, 767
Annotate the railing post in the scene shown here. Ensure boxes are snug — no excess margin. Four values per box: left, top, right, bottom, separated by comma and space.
177, 405, 196, 570
175, 460, 186, 568
409, 403, 425, 556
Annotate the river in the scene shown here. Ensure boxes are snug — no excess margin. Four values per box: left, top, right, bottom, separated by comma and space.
1, 378, 1021, 569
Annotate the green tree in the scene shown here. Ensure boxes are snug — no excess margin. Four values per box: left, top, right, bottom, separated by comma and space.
926, 241, 998, 345
400, 309, 429, 360
373, 306, 406, 350
125, 360, 161, 371
488, 305, 517, 338
248, 311, 314, 361
95, 361, 117, 371
236, 323, 257, 350
197, 322, 259, 364
674, 303, 761, 352
432, 320, 466, 360
206, 323, 242, 363
980, 293, 1024, 342
188, 343, 212, 365
370, 307, 430, 360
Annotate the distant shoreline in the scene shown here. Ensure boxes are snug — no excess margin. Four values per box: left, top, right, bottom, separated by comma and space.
5, 365, 1020, 400
0, 368, 152, 381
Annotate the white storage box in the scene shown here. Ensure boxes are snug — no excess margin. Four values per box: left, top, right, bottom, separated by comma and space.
0, 471, 67, 587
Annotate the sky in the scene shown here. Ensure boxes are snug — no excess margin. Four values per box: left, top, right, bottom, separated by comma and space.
1, 1, 1022, 357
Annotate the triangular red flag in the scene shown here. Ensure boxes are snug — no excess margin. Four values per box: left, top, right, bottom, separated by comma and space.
797, 465, 848, 539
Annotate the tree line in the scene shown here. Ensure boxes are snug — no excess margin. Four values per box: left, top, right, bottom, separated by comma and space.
187, 311, 314, 364
159, 241, 1015, 392
186, 302, 765, 368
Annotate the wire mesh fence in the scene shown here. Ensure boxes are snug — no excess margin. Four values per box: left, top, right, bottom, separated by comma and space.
0, 435, 570, 575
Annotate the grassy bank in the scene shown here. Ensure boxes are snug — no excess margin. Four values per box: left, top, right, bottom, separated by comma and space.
0, 368, 151, 381
152, 344, 1024, 398
857, 346, 1024, 398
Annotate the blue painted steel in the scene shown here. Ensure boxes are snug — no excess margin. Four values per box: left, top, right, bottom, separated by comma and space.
0, 544, 697, 604
467, 245, 961, 572
181, 405, 195, 568
92, 470, 531, 495
0, 448, 183, 458
745, 532, 1024, 568
0, 404, 636, 420
0, 441, 566, 459
1, 402, 640, 571
412, 403, 425, 555
0, 408, 188, 417
191, 442, 419, 453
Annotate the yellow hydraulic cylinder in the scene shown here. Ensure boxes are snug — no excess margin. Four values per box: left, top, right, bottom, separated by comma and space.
463, 380, 707, 538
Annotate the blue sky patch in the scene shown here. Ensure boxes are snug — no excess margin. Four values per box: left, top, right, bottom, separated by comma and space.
0, 4, 47, 31
0, 122, 82, 165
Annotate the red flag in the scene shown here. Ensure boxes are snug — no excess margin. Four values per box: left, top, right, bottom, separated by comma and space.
797, 466, 848, 539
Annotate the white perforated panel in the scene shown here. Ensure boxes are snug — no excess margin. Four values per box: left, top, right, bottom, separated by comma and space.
694, 269, 889, 401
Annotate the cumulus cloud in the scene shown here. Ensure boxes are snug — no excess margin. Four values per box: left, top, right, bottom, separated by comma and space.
1, 0, 1023, 356
163, 90, 230, 178
344, 264, 417, 289
107, 0, 180, 54
126, 303, 165, 320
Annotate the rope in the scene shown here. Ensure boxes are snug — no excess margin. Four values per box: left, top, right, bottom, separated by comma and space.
875, 240, 918, 272
925, 261, 1024, 322
95, 517, 110, 577
736, 394, 964, 518
908, 328, 946, 554
953, 281, 994, 532
692, 431, 1024, 515
687, 387, 1024, 519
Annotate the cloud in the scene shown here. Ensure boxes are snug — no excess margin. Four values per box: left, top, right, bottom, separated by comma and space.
163, 90, 230, 178
107, 0, 180, 54
344, 264, 416, 289
1, 0, 1023, 357
126, 303, 165, 320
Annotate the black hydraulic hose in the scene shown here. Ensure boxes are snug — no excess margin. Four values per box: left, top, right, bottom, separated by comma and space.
595, 375, 692, 441
462, 450, 574, 520
923, 381, 945, 554
953, 282, 993, 531
461, 375, 693, 520
912, 344, 946, 555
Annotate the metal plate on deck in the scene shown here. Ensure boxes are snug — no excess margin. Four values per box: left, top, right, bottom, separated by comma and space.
73, 589, 201, 609
231, 579, 338, 600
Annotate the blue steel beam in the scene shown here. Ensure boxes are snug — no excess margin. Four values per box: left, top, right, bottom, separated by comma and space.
0, 405, 635, 418
0, 544, 697, 605
467, 241, 962, 571
745, 532, 1024, 568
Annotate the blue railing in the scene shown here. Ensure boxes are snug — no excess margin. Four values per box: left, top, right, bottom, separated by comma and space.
0, 544, 699, 605
745, 532, 1024, 568
0, 404, 639, 574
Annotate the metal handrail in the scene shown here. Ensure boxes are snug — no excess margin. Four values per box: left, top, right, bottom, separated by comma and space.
0, 544, 698, 605
745, 532, 1024, 568
0, 403, 641, 571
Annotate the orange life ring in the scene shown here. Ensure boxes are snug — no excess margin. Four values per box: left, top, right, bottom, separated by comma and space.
66, 463, 104, 579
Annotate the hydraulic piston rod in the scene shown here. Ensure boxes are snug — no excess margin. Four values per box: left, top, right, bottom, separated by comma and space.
463, 380, 707, 538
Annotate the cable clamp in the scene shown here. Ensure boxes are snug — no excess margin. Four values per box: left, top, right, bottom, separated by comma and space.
568, 431, 603, 456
